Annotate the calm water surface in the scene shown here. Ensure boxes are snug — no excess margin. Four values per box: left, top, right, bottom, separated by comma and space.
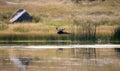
0, 46, 120, 71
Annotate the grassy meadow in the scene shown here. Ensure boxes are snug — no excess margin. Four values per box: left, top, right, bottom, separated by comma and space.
0, 0, 120, 43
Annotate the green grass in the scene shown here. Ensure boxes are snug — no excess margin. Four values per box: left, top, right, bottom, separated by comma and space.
13, 26, 30, 32
42, 20, 69, 26
0, 23, 8, 31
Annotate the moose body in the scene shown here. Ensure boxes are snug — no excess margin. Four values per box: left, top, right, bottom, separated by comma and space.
56, 27, 70, 34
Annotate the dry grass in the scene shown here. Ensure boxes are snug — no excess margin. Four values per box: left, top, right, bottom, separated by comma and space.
1, 0, 120, 23
0, 23, 116, 37
0, 0, 120, 23
96, 25, 115, 36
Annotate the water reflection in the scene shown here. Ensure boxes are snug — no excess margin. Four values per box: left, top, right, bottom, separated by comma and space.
71, 48, 96, 59
10, 56, 32, 71
0, 47, 120, 71
115, 48, 120, 57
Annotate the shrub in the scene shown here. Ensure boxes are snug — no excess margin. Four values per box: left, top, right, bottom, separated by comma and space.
112, 27, 120, 40
31, 15, 42, 23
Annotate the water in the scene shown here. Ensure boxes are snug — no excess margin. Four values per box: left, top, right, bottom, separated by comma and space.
0, 46, 120, 71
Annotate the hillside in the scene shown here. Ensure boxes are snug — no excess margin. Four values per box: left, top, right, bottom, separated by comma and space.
0, 0, 120, 42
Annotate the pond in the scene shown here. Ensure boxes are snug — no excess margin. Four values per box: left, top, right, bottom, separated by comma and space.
0, 45, 120, 71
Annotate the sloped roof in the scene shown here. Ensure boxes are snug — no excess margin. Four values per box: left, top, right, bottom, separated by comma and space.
10, 9, 32, 23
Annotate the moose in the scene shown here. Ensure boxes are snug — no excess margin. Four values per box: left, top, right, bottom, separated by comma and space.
56, 27, 70, 34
